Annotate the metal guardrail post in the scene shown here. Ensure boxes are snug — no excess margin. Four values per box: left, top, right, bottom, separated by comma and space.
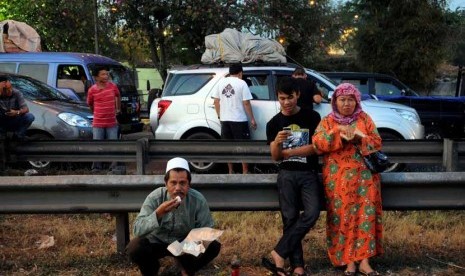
0, 138, 6, 173
136, 138, 149, 175
443, 139, 458, 172
115, 212, 130, 253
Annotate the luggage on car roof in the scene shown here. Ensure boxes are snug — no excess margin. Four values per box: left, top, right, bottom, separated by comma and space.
201, 28, 286, 64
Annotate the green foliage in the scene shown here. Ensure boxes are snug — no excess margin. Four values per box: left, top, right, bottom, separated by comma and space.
352, 0, 448, 90
1, 0, 95, 52
445, 8, 465, 66
240, 0, 333, 66
1, 0, 460, 89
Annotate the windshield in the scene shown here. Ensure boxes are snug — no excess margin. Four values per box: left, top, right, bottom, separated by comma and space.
8, 75, 71, 101
87, 64, 137, 96
88, 64, 135, 86
163, 73, 214, 96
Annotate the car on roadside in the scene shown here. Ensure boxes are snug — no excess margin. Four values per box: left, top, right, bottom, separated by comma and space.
323, 71, 465, 139
150, 64, 424, 173
0, 52, 144, 134
1, 72, 93, 169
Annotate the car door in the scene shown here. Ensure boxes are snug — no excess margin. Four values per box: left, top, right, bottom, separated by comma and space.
243, 70, 280, 140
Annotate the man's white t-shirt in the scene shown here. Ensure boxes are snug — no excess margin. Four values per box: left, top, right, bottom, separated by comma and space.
212, 76, 253, 122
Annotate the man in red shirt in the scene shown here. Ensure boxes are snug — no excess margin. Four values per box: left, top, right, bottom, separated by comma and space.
87, 66, 121, 173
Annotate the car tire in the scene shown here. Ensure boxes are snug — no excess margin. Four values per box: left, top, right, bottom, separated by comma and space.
185, 132, 219, 173
27, 133, 53, 170
424, 127, 443, 140
379, 131, 405, 172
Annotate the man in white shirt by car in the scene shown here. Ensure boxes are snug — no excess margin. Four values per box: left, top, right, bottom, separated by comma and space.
212, 63, 257, 174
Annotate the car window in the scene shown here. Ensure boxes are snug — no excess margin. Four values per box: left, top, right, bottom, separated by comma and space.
307, 75, 336, 100
18, 63, 49, 84
9, 75, 69, 101
57, 64, 87, 94
343, 79, 369, 94
243, 74, 271, 100
0, 63, 16, 73
163, 73, 214, 96
375, 80, 404, 96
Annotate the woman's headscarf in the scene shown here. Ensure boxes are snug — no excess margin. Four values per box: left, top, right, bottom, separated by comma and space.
329, 82, 363, 125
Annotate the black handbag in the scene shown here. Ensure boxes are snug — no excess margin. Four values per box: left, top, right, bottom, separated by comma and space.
358, 147, 391, 173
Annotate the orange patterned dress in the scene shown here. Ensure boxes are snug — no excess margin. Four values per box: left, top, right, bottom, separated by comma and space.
312, 112, 384, 266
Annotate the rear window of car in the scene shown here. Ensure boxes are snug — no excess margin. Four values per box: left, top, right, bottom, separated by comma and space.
163, 73, 213, 96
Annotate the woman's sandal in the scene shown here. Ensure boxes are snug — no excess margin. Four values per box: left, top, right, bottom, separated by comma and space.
261, 257, 290, 276
343, 271, 356, 276
358, 269, 381, 276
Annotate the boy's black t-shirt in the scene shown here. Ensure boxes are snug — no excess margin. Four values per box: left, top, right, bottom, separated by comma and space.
266, 107, 321, 171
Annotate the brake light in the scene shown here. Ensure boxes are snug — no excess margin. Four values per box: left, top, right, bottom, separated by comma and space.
158, 100, 172, 120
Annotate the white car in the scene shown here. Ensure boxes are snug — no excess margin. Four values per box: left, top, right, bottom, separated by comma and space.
150, 65, 424, 172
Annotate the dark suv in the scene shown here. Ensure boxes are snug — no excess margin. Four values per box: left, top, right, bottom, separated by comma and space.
323, 71, 465, 139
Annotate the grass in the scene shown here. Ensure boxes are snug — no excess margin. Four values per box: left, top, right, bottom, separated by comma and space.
1, 211, 464, 276
1, 163, 464, 275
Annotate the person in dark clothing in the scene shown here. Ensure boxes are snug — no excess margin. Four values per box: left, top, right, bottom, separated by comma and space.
126, 157, 221, 276
0, 75, 35, 140
262, 77, 322, 276
292, 67, 322, 110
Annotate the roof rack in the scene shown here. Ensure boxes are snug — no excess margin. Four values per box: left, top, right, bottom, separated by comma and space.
170, 62, 301, 70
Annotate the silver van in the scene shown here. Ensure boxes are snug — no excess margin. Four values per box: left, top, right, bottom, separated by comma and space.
0, 52, 143, 134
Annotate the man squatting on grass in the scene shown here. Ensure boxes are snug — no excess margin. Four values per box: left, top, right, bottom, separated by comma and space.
263, 77, 322, 276
126, 157, 221, 276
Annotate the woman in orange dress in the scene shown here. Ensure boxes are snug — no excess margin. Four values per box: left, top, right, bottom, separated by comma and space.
312, 83, 383, 276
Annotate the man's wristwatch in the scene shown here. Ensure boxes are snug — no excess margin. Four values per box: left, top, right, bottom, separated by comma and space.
17, 110, 20, 115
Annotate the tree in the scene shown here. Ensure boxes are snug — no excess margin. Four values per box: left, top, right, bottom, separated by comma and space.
108, 0, 241, 79
240, 0, 333, 66
0, 0, 99, 52
352, 0, 449, 91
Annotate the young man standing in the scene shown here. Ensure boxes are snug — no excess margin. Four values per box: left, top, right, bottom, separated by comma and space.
126, 157, 221, 276
263, 77, 321, 276
292, 67, 322, 109
87, 66, 121, 173
212, 63, 257, 174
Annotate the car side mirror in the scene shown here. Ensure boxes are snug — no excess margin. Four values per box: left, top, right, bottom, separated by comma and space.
401, 89, 406, 96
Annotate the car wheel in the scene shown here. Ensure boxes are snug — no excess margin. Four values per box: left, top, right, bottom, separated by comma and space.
27, 133, 53, 170
378, 131, 405, 172
424, 128, 442, 140
185, 132, 218, 173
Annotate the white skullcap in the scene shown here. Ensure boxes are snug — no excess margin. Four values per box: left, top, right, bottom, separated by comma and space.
165, 157, 190, 173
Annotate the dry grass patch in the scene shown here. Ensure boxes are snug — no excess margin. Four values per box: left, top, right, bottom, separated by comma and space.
1, 211, 464, 275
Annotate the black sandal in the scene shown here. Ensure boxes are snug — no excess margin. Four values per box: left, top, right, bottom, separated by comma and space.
262, 257, 290, 276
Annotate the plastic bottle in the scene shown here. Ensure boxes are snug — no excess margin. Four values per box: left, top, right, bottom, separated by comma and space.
231, 254, 240, 276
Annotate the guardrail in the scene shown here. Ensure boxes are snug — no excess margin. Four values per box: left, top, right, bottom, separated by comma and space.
1, 173, 464, 253
2, 138, 465, 173
1, 138, 465, 253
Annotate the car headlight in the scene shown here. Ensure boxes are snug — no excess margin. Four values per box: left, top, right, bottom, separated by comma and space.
58, 112, 91, 127
393, 108, 421, 124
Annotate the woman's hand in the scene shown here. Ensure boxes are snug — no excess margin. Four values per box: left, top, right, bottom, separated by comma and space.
354, 128, 366, 139
338, 125, 355, 141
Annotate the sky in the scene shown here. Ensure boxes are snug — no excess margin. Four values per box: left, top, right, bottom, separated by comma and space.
332, 0, 464, 10
449, 0, 464, 10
